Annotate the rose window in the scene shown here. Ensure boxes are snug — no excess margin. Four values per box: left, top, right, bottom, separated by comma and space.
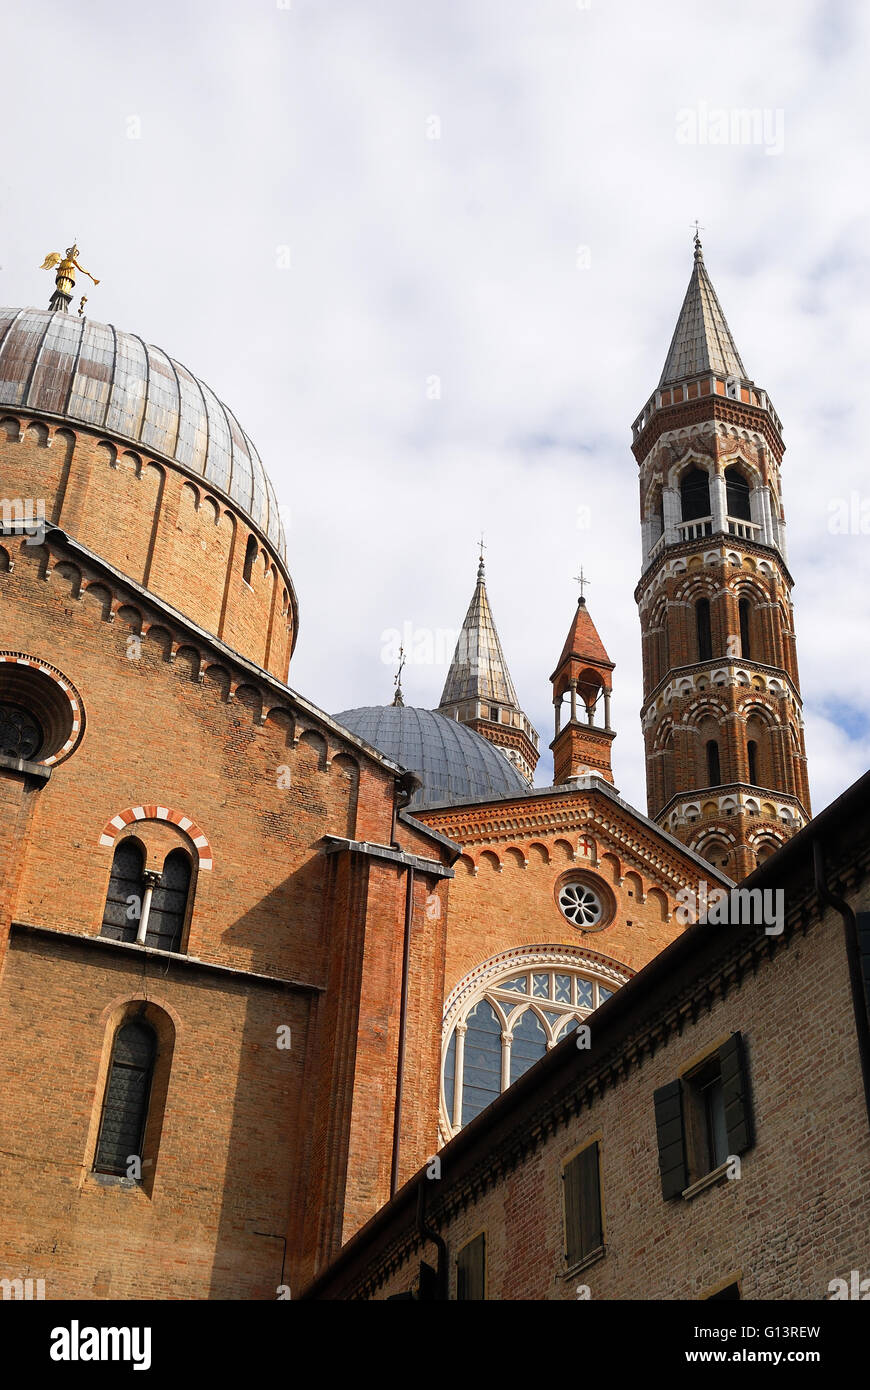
558, 880, 603, 928
0, 703, 43, 760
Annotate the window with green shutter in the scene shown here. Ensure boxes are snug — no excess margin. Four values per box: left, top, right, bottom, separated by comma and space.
562, 1141, 603, 1267
654, 1033, 754, 1199
456, 1232, 486, 1300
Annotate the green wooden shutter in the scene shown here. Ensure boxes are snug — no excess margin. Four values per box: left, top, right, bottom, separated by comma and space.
456, 1233, 485, 1300
564, 1143, 603, 1263
654, 1078, 687, 1198
563, 1152, 583, 1264
719, 1031, 753, 1155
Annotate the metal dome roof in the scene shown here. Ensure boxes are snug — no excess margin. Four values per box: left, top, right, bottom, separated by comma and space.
0, 307, 286, 560
333, 705, 530, 810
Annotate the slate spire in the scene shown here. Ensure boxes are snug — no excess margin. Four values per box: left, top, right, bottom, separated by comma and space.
659, 236, 747, 387
437, 554, 539, 786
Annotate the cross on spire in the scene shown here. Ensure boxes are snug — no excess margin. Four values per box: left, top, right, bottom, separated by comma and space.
573, 565, 591, 601
691, 219, 705, 257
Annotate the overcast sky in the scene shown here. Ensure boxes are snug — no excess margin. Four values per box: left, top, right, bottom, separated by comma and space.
2, 0, 868, 816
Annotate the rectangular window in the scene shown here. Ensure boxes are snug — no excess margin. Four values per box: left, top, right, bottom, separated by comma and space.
707, 1281, 741, 1300
563, 1141, 603, 1267
654, 1033, 754, 1199
456, 1232, 485, 1300
686, 1055, 729, 1178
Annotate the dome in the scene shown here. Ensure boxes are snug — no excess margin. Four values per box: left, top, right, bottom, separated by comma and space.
333, 705, 530, 810
0, 308, 286, 560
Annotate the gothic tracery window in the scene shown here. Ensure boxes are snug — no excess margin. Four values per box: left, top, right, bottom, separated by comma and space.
441, 958, 626, 1138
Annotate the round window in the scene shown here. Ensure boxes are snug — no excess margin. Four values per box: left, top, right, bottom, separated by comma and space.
558, 880, 603, 929
0, 702, 43, 760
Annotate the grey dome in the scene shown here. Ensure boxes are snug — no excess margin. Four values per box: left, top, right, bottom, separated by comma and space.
0, 307, 286, 560
333, 705, 529, 810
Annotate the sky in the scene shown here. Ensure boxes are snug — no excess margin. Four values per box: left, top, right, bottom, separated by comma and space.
1, 0, 868, 816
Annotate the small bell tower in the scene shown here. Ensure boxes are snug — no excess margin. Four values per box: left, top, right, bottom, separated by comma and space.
550, 580, 615, 785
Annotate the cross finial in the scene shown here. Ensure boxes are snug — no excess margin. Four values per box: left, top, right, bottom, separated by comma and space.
392, 644, 406, 707
691, 220, 705, 258
477, 532, 487, 578
573, 565, 590, 601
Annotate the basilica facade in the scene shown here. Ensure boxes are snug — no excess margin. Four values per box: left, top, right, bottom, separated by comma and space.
0, 240, 811, 1299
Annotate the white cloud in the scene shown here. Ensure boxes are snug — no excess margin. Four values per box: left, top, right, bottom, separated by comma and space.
2, 0, 868, 816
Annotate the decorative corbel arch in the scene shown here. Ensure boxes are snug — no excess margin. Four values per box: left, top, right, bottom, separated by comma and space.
99, 806, 213, 869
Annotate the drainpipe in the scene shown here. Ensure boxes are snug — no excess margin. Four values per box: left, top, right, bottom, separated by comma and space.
813, 839, 870, 1127
391, 770, 422, 848
136, 871, 161, 945
390, 863, 415, 1197
417, 1175, 448, 1301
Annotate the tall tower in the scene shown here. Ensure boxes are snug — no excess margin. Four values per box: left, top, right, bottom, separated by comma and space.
550, 593, 616, 785
438, 556, 539, 784
633, 236, 810, 879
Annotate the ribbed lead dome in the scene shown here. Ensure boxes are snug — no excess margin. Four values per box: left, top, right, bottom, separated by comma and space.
0, 307, 286, 559
333, 705, 530, 810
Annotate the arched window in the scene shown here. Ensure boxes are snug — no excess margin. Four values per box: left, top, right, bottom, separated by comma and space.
755, 840, 779, 866
146, 850, 191, 953
739, 598, 752, 658
101, 840, 145, 944
100, 842, 191, 953
747, 740, 758, 785
696, 599, 712, 661
243, 535, 258, 584
700, 839, 729, 872
442, 959, 626, 1137
725, 467, 752, 522
680, 468, 711, 522
94, 1020, 156, 1176
706, 740, 721, 787
462, 1000, 502, 1126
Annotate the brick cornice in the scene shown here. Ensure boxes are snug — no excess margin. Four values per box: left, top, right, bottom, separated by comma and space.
419, 789, 731, 895
634, 532, 795, 604
632, 394, 784, 464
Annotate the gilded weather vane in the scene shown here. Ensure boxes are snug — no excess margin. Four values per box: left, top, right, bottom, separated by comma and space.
392, 643, 406, 708
39, 243, 100, 314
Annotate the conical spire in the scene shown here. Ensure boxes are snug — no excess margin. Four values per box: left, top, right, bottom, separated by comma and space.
439, 556, 520, 709
658, 237, 747, 388
437, 553, 539, 786
551, 595, 614, 682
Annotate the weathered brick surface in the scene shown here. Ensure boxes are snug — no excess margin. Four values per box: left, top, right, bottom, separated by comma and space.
0, 415, 294, 679
0, 519, 452, 1297
337, 878, 870, 1301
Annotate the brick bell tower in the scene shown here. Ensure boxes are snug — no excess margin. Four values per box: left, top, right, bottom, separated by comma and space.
550, 589, 616, 786
633, 234, 810, 880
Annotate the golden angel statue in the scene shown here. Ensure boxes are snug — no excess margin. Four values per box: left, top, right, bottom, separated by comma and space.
40, 244, 100, 313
